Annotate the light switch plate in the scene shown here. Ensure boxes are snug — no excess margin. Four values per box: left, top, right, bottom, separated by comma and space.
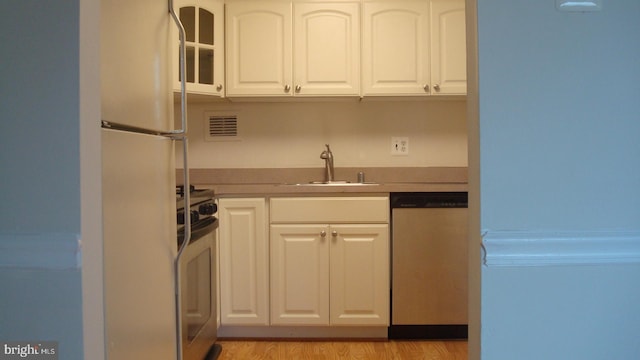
391, 137, 409, 156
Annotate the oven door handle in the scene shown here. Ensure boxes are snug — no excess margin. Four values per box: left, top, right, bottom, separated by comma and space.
178, 217, 218, 246
190, 217, 218, 242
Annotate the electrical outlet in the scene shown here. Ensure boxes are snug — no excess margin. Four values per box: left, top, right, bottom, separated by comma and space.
391, 137, 409, 156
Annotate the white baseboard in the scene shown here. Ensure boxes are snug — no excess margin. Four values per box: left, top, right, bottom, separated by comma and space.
482, 230, 640, 267
0, 233, 81, 270
218, 325, 388, 339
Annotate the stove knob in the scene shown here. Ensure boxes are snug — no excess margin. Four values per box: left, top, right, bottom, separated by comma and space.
177, 210, 201, 225
190, 210, 200, 223
199, 203, 217, 215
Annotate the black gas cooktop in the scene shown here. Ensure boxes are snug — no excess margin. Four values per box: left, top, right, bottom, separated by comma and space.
176, 185, 215, 210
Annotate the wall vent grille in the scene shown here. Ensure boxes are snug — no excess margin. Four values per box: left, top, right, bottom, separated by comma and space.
205, 113, 239, 141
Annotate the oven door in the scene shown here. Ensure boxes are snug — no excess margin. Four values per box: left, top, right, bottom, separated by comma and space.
180, 217, 218, 360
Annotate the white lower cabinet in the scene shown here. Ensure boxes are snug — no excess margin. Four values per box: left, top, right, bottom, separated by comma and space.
270, 197, 389, 327
330, 224, 389, 325
218, 196, 389, 334
270, 224, 330, 325
218, 198, 269, 325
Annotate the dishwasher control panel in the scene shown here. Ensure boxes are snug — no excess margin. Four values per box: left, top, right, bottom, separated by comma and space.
390, 192, 468, 208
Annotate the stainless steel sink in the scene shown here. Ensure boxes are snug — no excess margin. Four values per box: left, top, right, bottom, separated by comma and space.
280, 181, 379, 186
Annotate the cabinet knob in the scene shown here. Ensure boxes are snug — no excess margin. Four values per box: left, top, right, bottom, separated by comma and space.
433, 84, 441, 92
331, 230, 338, 237
216, 84, 223, 92
423, 84, 429, 92
295, 85, 302, 93
284, 85, 291, 93
320, 230, 327, 238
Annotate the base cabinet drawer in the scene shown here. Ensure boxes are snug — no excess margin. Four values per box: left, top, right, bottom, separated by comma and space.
270, 197, 389, 223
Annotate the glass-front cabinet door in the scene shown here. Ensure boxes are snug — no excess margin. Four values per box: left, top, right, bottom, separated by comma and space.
172, 0, 224, 96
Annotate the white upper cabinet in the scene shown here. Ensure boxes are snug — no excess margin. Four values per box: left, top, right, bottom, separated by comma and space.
362, 0, 466, 96
362, 1, 430, 95
172, 0, 225, 96
224, 0, 465, 98
225, 1, 292, 96
430, 0, 466, 95
225, 1, 360, 97
293, 2, 360, 96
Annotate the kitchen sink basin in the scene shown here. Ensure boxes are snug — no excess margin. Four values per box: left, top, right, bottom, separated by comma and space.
281, 181, 379, 186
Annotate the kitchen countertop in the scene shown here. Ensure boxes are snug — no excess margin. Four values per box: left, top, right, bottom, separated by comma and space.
182, 167, 467, 196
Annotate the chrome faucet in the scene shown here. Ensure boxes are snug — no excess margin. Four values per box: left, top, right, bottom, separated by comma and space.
320, 144, 334, 183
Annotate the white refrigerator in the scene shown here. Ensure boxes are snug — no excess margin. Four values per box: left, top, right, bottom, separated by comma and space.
101, 0, 186, 359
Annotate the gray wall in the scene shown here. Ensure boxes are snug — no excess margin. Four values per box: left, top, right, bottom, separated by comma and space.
476, 0, 640, 359
0, 1, 80, 232
478, 1, 640, 231
0, 1, 86, 359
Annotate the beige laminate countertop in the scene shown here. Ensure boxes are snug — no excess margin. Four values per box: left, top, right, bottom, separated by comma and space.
208, 182, 467, 196
184, 167, 468, 196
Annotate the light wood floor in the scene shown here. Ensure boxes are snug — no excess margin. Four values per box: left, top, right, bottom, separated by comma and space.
216, 340, 467, 360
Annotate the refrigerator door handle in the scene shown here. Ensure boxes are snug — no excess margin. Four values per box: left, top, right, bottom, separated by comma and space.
174, 137, 189, 360
169, 0, 187, 135
169, 2, 190, 359
167, 0, 190, 255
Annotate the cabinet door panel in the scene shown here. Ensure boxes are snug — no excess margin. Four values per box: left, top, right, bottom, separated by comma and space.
226, 1, 292, 95
294, 3, 360, 95
172, 0, 224, 96
330, 224, 389, 325
430, 0, 466, 94
219, 198, 269, 325
362, 1, 430, 95
270, 225, 330, 325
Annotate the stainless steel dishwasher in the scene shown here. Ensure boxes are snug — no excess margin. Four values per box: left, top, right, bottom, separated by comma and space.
389, 192, 468, 339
